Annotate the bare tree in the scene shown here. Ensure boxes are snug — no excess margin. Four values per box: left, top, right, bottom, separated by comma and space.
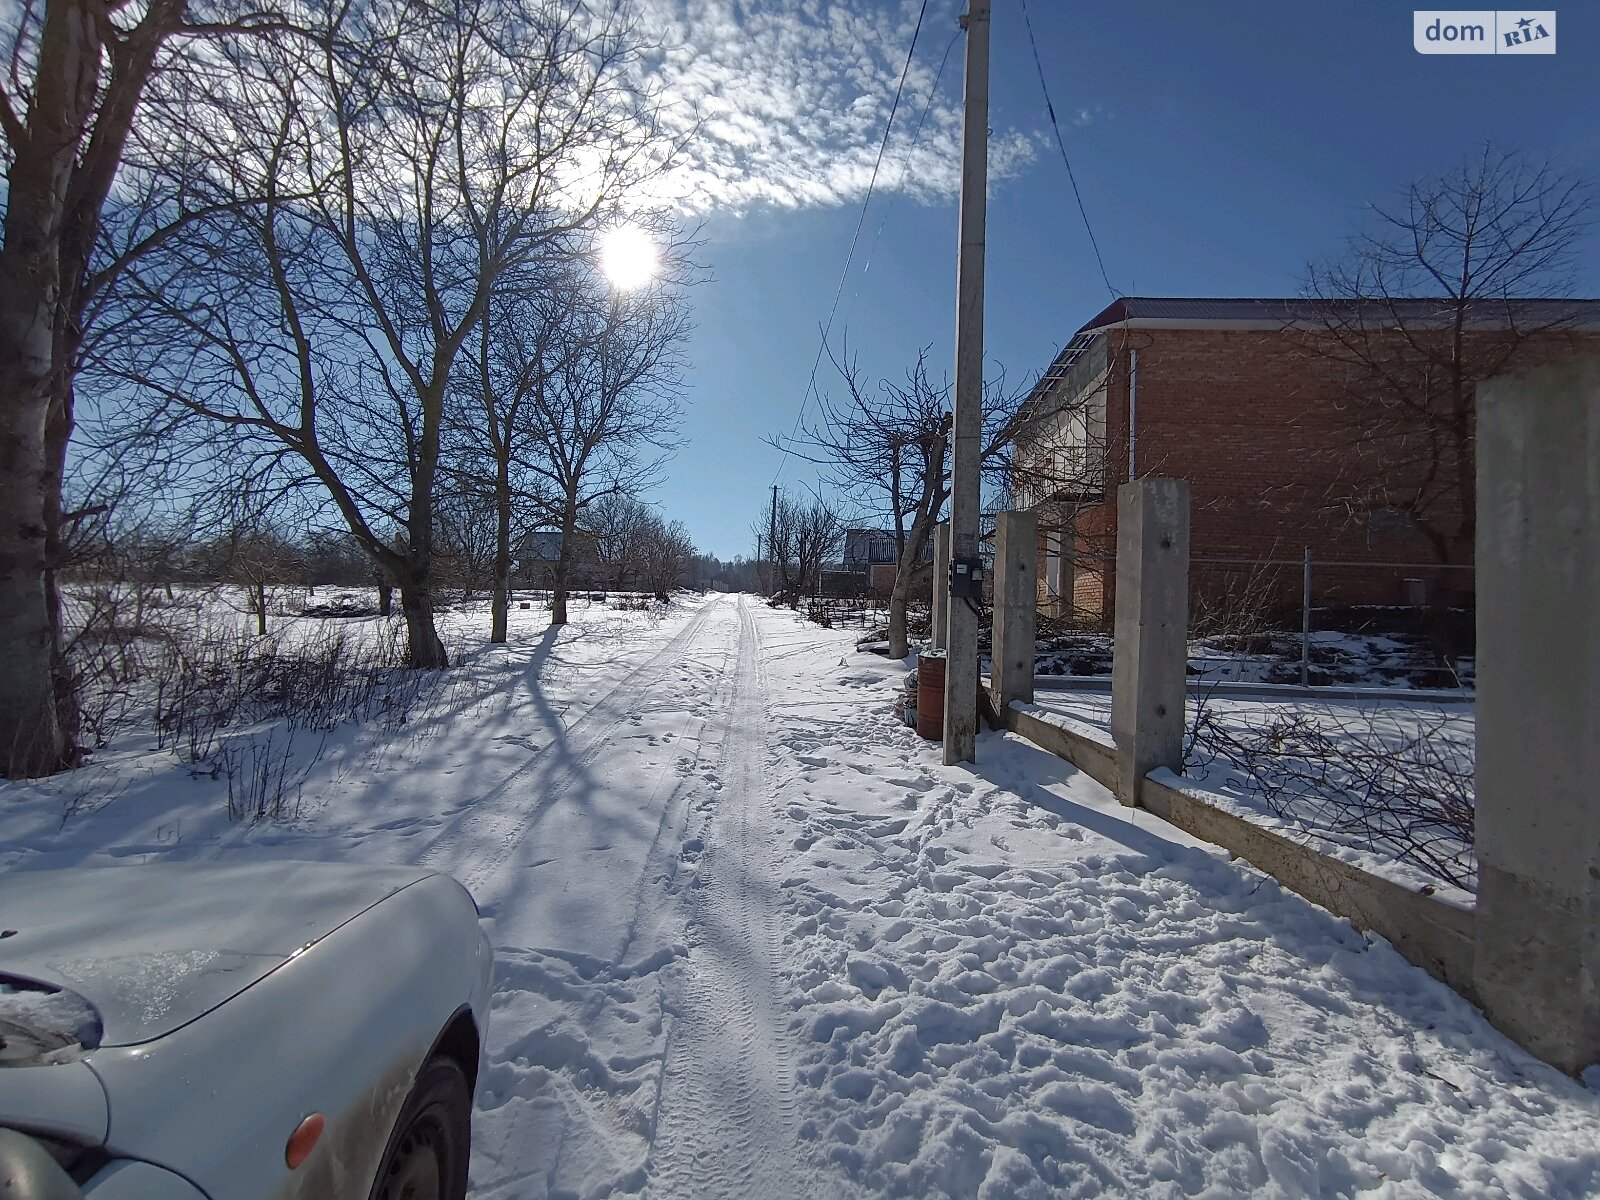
511, 263, 689, 625
637, 518, 697, 595
222, 527, 300, 637
790, 495, 841, 602
0, 0, 291, 774
454, 215, 691, 638
430, 483, 503, 601
782, 344, 1023, 656
586, 492, 658, 590
1302, 144, 1593, 563
758, 490, 840, 606
452, 264, 564, 640
109, 0, 672, 664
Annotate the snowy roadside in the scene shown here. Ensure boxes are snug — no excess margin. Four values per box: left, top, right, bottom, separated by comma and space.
755, 608, 1600, 1197
1027, 689, 1475, 897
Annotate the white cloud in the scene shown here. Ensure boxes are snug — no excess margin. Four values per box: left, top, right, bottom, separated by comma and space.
630, 0, 1038, 214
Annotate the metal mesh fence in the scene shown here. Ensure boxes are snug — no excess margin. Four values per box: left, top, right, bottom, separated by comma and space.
1035, 550, 1474, 690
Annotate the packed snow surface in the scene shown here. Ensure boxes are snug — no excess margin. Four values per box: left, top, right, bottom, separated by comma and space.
3, 594, 1596, 1197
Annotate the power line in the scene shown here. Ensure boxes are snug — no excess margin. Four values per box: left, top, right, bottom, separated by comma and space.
1017, 0, 1118, 298
854, 28, 962, 290
771, 0, 932, 488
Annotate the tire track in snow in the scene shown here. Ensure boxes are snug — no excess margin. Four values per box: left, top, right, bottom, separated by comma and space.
413, 598, 719, 900
466, 600, 749, 1200
645, 596, 816, 1200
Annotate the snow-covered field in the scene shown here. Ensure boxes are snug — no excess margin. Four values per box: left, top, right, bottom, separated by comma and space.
4, 593, 1597, 1197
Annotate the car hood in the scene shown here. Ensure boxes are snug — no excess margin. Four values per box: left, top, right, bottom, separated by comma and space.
0, 861, 433, 1048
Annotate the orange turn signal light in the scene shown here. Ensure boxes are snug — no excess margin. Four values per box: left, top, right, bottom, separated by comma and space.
286, 1113, 325, 1170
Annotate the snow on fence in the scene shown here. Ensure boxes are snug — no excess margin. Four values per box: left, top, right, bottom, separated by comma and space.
991, 485, 1482, 1000
999, 697, 1477, 995
1183, 695, 1474, 891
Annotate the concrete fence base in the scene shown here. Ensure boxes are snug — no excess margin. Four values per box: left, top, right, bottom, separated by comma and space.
997, 692, 1476, 994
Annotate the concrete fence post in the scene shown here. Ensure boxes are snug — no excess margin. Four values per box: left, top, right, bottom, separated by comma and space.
931, 522, 951, 651
1473, 357, 1600, 1075
992, 510, 1038, 712
1110, 479, 1190, 808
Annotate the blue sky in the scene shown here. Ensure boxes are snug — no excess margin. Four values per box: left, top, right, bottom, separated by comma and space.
646, 1, 1600, 558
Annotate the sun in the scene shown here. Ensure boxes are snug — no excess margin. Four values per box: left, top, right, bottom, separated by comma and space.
598, 226, 659, 291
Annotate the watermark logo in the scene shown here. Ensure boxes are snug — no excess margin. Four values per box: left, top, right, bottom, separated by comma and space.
1414, 10, 1556, 53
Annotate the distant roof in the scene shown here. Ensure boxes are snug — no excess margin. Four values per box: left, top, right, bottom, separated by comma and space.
517, 527, 597, 562
519, 530, 564, 562
1076, 295, 1600, 336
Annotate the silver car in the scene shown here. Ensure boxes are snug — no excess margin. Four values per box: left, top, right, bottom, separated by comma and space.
0, 861, 494, 1199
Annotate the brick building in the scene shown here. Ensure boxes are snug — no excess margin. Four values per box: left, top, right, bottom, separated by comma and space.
1014, 296, 1600, 624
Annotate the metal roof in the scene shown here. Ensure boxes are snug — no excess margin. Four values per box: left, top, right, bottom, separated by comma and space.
1076, 295, 1600, 335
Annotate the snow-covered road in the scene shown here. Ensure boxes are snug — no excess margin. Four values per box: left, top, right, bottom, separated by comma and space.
5, 592, 1599, 1197
462, 592, 816, 1199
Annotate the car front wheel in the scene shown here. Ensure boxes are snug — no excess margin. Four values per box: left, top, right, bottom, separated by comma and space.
369, 1057, 472, 1200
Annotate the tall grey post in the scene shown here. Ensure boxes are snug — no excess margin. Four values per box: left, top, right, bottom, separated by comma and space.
991, 511, 1038, 712
931, 523, 950, 651
1473, 358, 1600, 1075
1110, 479, 1189, 808
943, 0, 990, 765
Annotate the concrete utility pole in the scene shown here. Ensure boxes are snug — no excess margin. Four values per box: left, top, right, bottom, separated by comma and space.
768, 484, 779, 596
943, 0, 990, 765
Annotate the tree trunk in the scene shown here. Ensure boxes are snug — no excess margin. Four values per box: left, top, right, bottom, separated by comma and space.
43, 377, 80, 757
490, 568, 509, 642
0, 244, 69, 779
0, 368, 65, 775
253, 581, 268, 636
887, 570, 913, 660
550, 551, 569, 625
490, 458, 511, 643
550, 494, 577, 627
378, 582, 393, 616
888, 511, 939, 661
403, 406, 447, 665
398, 570, 448, 668
0, 1, 105, 777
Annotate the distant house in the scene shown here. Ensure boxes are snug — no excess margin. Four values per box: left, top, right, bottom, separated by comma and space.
515, 527, 601, 590
841, 528, 934, 600
841, 529, 901, 568
1014, 295, 1600, 622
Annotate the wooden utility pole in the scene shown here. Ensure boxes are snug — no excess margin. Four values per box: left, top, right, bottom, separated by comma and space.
944, 0, 990, 764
